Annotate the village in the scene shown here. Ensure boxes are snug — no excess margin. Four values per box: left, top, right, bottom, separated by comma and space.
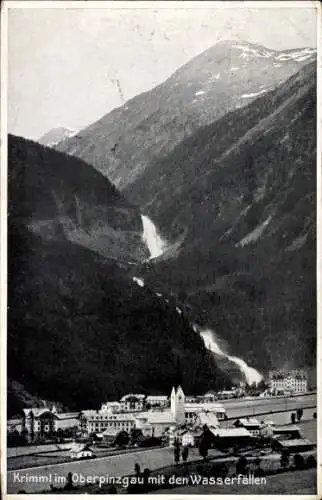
8, 370, 310, 447
6, 370, 317, 494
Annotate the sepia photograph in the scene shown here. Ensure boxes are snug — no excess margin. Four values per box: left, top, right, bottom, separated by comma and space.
1, 0, 320, 495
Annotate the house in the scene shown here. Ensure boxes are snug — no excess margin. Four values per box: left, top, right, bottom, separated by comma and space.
185, 396, 198, 403
100, 401, 122, 412
211, 427, 254, 449
7, 417, 23, 434
272, 438, 315, 453
120, 394, 145, 412
271, 425, 302, 440
181, 429, 195, 447
185, 403, 226, 422
145, 395, 169, 408
201, 391, 217, 402
234, 418, 261, 436
194, 411, 220, 432
22, 408, 56, 442
70, 442, 95, 459
85, 411, 136, 436
217, 390, 236, 400
135, 411, 176, 437
79, 410, 96, 433
269, 370, 308, 394
52, 408, 80, 431
21, 407, 81, 441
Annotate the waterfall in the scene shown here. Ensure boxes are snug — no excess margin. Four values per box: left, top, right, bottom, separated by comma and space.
139, 213, 262, 385
199, 327, 263, 385
141, 215, 167, 260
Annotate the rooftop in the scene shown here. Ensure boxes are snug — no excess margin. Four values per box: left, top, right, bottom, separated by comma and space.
212, 428, 252, 438
275, 438, 314, 448
234, 418, 261, 427
135, 411, 176, 424
195, 411, 220, 429
185, 403, 226, 412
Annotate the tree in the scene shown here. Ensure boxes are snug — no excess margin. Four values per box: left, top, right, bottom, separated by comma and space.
291, 413, 296, 424
198, 425, 213, 461
114, 430, 129, 448
130, 428, 143, 445
174, 442, 180, 464
134, 462, 141, 476
280, 449, 290, 469
236, 455, 248, 475
182, 446, 189, 462
198, 435, 209, 461
306, 455, 317, 469
296, 408, 303, 422
64, 472, 74, 491
254, 458, 265, 477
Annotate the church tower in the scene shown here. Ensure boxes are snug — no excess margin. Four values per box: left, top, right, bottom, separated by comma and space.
170, 385, 185, 425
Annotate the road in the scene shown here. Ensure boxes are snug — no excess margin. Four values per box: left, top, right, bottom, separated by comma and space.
6, 394, 317, 494
222, 393, 316, 419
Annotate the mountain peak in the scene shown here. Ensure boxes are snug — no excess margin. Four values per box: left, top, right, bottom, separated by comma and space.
38, 126, 79, 147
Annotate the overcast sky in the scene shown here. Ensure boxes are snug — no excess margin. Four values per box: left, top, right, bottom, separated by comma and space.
8, 4, 317, 140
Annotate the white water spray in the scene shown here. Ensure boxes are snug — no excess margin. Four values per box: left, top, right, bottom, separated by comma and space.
199, 328, 263, 385
141, 215, 167, 260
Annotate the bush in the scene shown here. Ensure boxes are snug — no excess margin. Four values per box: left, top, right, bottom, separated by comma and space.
236, 455, 248, 475
113, 430, 129, 447
138, 436, 162, 447
210, 463, 228, 478
305, 455, 317, 469
293, 453, 305, 470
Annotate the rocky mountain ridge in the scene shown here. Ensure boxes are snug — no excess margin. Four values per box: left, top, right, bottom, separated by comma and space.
57, 40, 316, 190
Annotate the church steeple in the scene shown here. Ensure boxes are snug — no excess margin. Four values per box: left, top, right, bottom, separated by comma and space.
170, 355, 185, 425
173, 354, 183, 391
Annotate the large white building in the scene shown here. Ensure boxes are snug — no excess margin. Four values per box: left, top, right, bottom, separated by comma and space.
21, 407, 80, 442
83, 411, 136, 435
269, 371, 308, 394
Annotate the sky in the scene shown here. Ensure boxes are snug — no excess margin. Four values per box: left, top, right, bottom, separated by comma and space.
8, 3, 318, 140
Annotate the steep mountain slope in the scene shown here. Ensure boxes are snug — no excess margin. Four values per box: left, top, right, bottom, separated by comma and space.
57, 41, 316, 190
38, 127, 79, 147
132, 62, 316, 374
7, 136, 231, 415
8, 135, 147, 262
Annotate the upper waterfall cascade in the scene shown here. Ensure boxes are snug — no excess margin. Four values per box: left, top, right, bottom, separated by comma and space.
141, 215, 168, 260
199, 328, 263, 385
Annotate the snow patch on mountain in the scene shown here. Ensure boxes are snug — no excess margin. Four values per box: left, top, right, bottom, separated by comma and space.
39, 127, 79, 147
241, 89, 268, 99
236, 216, 272, 247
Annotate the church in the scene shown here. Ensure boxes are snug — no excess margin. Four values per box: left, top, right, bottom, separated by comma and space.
134, 385, 186, 437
